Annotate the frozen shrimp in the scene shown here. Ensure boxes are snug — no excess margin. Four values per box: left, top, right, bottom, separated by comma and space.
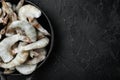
30, 19, 50, 36
0, 42, 29, 68
14, 37, 49, 54
1, 0, 17, 37
22, 37, 49, 51
18, 4, 41, 21
7, 20, 37, 42
16, 64, 37, 75
26, 49, 46, 65
0, 34, 30, 62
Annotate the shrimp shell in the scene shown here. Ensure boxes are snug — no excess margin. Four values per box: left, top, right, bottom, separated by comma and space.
0, 34, 29, 62
16, 64, 37, 75
7, 20, 37, 42
22, 37, 49, 51
26, 49, 46, 65
0, 42, 29, 68
16, 0, 25, 11
18, 4, 41, 21
30, 19, 50, 36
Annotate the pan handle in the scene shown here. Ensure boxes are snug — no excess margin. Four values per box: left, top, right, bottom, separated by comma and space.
0, 74, 33, 80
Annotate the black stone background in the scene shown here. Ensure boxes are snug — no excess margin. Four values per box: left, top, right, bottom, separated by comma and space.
7, 0, 120, 80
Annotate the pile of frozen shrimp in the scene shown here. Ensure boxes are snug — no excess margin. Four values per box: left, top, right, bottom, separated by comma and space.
0, 0, 50, 75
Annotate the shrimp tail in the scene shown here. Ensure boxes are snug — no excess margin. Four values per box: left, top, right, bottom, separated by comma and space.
16, 0, 25, 11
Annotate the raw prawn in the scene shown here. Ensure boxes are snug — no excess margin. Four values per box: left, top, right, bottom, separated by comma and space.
0, 42, 29, 68
21, 37, 49, 51
16, 64, 37, 75
30, 19, 50, 36
0, 34, 30, 62
7, 20, 37, 42
18, 4, 41, 21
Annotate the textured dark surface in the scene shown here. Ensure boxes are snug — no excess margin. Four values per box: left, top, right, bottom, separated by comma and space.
7, 0, 120, 80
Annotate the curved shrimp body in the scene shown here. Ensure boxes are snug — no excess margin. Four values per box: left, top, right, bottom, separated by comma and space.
0, 42, 29, 68
16, 64, 37, 75
0, 51, 29, 69
26, 49, 46, 65
7, 20, 37, 42
22, 37, 49, 51
18, 4, 41, 21
0, 34, 28, 62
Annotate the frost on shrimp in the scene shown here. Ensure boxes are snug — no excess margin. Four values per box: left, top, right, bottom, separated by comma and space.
0, 34, 29, 62
7, 20, 37, 42
0, 42, 29, 68
18, 4, 41, 21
